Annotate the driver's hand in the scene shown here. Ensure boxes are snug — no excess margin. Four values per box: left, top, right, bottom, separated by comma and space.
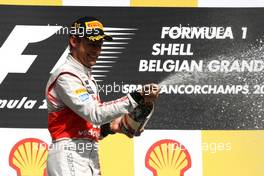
140, 83, 160, 105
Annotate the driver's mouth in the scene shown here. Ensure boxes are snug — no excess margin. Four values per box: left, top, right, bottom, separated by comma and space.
87, 54, 98, 60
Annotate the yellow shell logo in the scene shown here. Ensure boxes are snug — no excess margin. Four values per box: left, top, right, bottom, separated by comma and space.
9, 138, 48, 176
145, 139, 191, 176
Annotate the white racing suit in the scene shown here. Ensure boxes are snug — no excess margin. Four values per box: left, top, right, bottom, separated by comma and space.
45, 54, 140, 176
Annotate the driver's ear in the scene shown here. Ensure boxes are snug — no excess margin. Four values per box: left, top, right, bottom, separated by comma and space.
69, 36, 81, 49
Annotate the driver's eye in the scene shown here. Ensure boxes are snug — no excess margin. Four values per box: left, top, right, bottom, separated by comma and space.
91, 43, 100, 47
88, 42, 102, 48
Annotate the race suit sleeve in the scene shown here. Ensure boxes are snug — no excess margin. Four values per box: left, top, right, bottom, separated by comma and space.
54, 74, 139, 125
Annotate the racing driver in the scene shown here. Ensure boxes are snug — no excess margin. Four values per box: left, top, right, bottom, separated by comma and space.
45, 16, 160, 176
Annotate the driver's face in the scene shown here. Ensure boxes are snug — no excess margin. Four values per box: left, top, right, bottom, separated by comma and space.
75, 38, 103, 68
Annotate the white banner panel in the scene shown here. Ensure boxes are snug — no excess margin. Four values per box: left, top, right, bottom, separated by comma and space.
63, 0, 130, 6
199, 0, 264, 7
134, 130, 202, 176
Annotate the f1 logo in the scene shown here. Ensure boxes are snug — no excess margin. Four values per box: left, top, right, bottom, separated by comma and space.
0, 25, 62, 84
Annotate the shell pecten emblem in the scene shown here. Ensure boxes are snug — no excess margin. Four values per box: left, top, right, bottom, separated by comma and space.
145, 139, 191, 176
9, 138, 48, 176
